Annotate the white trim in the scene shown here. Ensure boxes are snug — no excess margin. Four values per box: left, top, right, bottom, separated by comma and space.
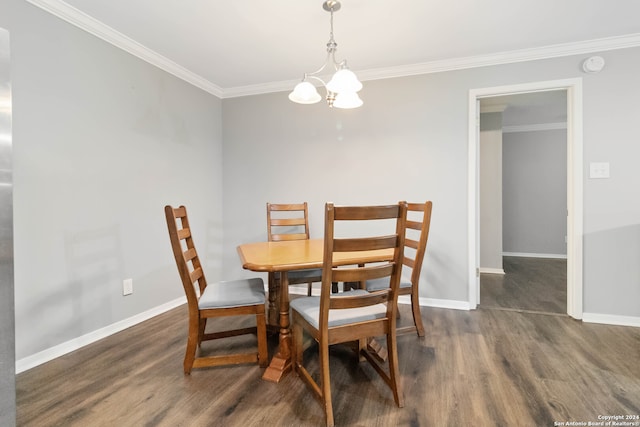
16, 296, 186, 373
468, 78, 584, 319
480, 104, 507, 114
24, 0, 640, 98
291, 287, 470, 310
566, 81, 584, 319
502, 122, 567, 133
583, 313, 640, 328
479, 268, 505, 275
416, 297, 471, 311
399, 295, 472, 311
468, 99, 481, 308
502, 252, 568, 259
25, 0, 223, 97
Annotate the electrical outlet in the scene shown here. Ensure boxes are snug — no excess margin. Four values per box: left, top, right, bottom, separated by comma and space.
589, 162, 610, 179
123, 278, 133, 296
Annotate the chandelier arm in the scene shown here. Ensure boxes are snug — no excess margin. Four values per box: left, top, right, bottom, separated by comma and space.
304, 74, 328, 87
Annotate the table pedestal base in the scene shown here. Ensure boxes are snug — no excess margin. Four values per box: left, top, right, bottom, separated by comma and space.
262, 353, 292, 383
262, 271, 293, 383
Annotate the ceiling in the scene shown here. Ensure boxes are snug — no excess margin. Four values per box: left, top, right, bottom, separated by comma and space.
31, 0, 640, 98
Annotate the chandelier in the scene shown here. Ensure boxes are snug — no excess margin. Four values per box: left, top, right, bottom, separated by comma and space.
288, 0, 363, 109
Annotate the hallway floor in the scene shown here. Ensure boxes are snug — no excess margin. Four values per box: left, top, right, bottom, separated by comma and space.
480, 256, 567, 315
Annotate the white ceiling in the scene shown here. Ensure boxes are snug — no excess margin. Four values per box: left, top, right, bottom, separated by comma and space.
31, 0, 640, 98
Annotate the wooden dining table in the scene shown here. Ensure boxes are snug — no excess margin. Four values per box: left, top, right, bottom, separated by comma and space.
237, 238, 394, 382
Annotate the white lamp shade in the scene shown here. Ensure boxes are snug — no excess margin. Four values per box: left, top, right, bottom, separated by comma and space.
288, 81, 322, 104
326, 68, 363, 94
333, 91, 363, 109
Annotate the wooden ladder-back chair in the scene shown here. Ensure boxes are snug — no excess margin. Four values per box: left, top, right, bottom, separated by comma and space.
165, 205, 268, 374
366, 201, 432, 336
267, 202, 322, 298
290, 202, 407, 427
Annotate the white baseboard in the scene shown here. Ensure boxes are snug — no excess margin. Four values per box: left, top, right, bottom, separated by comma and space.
16, 296, 186, 373
582, 312, 640, 328
291, 286, 471, 311
479, 267, 505, 275
416, 296, 471, 310
503, 252, 567, 259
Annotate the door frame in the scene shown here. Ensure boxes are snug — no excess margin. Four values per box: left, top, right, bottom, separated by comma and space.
468, 78, 583, 319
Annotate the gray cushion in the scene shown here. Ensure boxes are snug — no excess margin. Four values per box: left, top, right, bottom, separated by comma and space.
198, 277, 265, 309
365, 277, 412, 292
278, 268, 322, 281
290, 289, 387, 328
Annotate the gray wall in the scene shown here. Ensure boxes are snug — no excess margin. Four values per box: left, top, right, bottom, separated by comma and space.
0, 0, 224, 362
503, 129, 567, 256
222, 47, 640, 318
480, 112, 504, 271
222, 77, 468, 302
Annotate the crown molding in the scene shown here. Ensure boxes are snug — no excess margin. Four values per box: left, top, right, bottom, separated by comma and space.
222, 80, 301, 99
353, 33, 640, 83
502, 122, 567, 133
224, 32, 640, 98
25, 0, 224, 98
480, 104, 507, 114
26, 0, 640, 100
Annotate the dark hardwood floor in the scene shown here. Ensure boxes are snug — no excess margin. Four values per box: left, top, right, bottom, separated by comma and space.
16, 297, 640, 426
481, 256, 567, 314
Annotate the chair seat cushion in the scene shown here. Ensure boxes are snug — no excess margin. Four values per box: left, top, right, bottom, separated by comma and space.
365, 277, 412, 292
199, 277, 265, 309
290, 289, 387, 328
276, 268, 322, 282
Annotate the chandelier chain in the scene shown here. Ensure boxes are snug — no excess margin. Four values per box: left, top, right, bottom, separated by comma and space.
327, 7, 336, 51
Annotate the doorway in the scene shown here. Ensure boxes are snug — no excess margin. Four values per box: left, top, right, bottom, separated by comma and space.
468, 79, 583, 319
479, 91, 567, 314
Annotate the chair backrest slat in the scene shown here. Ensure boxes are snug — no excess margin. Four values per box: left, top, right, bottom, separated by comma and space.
333, 235, 398, 252
270, 233, 308, 242
190, 267, 204, 283
270, 218, 307, 226
406, 220, 422, 231
404, 237, 419, 250
184, 247, 197, 263
333, 205, 400, 221
331, 263, 395, 283
329, 290, 390, 309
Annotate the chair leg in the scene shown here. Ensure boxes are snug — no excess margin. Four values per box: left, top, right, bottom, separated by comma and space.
386, 330, 405, 408
184, 318, 200, 375
357, 338, 367, 362
307, 281, 313, 296
319, 337, 334, 427
292, 317, 303, 369
411, 288, 425, 337
256, 308, 269, 367
198, 317, 207, 346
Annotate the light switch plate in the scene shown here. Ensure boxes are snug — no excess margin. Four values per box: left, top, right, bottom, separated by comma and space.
123, 278, 133, 295
589, 162, 610, 179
